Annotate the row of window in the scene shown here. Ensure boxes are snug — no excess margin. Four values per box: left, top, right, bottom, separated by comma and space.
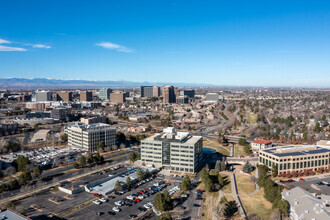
260, 153, 329, 162
261, 157, 329, 170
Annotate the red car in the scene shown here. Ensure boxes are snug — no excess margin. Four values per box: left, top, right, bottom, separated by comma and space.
299, 178, 305, 181
140, 190, 146, 194
165, 182, 171, 186
93, 193, 100, 197
134, 198, 141, 202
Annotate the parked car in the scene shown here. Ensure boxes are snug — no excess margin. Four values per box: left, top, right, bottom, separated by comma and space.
93, 200, 101, 205
99, 198, 108, 203
115, 201, 124, 206
113, 207, 121, 212
93, 193, 101, 197
108, 211, 116, 215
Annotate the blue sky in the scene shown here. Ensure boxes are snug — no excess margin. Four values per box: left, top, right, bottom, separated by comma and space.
0, 0, 329, 87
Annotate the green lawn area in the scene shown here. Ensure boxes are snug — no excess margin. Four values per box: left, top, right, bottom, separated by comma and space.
247, 112, 258, 124
236, 175, 256, 195
240, 188, 273, 219
234, 145, 248, 157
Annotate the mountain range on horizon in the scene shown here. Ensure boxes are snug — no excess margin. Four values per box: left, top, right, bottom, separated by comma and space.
0, 77, 219, 89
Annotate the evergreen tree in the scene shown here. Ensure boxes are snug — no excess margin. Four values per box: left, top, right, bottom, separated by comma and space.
215, 160, 221, 172
242, 161, 253, 173
32, 165, 41, 177
126, 177, 131, 188
181, 175, 191, 191
79, 156, 86, 167
154, 192, 166, 211
137, 168, 144, 181
271, 164, 278, 177
114, 180, 122, 191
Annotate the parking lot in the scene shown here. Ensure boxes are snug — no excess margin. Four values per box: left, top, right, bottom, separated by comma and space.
284, 175, 330, 195
0, 146, 82, 166
66, 175, 180, 220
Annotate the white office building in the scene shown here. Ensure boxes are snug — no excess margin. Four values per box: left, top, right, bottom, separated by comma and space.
141, 127, 203, 173
67, 123, 116, 152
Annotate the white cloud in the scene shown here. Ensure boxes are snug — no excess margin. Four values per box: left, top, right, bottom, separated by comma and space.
0, 45, 27, 51
30, 44, 52, 49
95, 42, 134, 53
0, 38, 26, 51
0, 38, 11, 44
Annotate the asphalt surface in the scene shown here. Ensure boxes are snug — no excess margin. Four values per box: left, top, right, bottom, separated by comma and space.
284, 175, 330, 195
66, 176, 180, 220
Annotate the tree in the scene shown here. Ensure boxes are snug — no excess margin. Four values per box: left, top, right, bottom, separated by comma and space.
15, 156, 30, 172
8, 180, 19, 190
314, 122, 322, 132
129, 152, 140, 163
73, 162, 79, 169
97, 141, 105, 151
242, 161, 254, 173
238, 138, 248, 146
79, 156, 86, 167
116, 132, 126, 143
244, 144, 251, 154
0, 183, 8, 193
272, 164, 278, 177
220, 161, 227, 171
19, 171, 32, 185
5, 141, 21, 153
158, 212, 172, 220
215, 160, 221, 172
162, 190, 172, 210
144, 169, 150, 179
275, 199, 289, 216
5, 201, 15, 210
137, 168, 144, 181
126, 177, 131, 188
114, 180, 122, 191
61, 133, 68, 142
87, 154, 93, 165
154, 192, 166, 211
94, 152, 102, 164
32, 165, 41, 177
181, 175, 191, 191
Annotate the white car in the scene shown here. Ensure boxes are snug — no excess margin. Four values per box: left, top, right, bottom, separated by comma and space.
113, 207, 120, 212
144, 204, 151, 209
115, 201, 124, 206
127, 196, 134, 200
138, 195, 144, 200
93, 200, 101, 205
147, 202, 153, 207
99, 198, 108, 203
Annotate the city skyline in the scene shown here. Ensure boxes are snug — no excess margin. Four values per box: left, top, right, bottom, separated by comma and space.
1, 0, 330, 87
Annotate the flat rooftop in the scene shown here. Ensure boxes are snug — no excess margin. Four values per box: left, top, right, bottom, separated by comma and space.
143, 127, 202, 144
262, 145, 330, 157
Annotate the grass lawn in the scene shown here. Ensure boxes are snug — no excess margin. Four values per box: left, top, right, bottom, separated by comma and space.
202, 191, 220, 220
236, 175, 256, 195
247, 112, 258, 124
240, 188, 273, 219
203, 139, 230, 156
234, 145, 248, 157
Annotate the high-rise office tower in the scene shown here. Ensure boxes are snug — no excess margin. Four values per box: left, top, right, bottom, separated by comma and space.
110, 92, 126, 103
57, 91, 73, 102
36, 91, 53, 102
80, 91, 93, 101
162, 86, 176, 103
98, 88, 112, 100
141, 86, 160, 98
